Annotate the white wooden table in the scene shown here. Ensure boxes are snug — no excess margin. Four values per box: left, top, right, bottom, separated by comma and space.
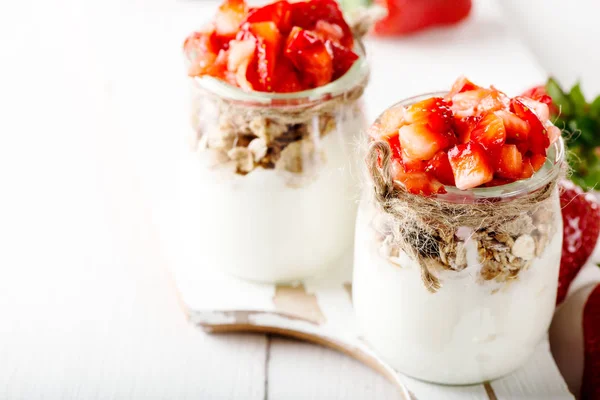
1, 0, 599, 398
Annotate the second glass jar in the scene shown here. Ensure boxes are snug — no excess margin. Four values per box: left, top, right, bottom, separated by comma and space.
353, 95, 565, 385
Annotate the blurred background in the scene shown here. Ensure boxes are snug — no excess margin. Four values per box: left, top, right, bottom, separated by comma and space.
0, 0, 599, 398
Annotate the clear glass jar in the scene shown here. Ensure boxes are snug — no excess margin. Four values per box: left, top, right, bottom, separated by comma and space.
353, 94, 565, 385
178, 44, 369, 283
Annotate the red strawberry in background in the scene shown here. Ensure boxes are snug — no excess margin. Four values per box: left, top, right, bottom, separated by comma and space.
558, 181, 600, 305
372, 0, 472, 36
550, 283, 600, 399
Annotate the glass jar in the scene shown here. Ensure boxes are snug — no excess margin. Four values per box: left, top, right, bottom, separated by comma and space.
177, 44, 369, 283
353, 94, 565, 385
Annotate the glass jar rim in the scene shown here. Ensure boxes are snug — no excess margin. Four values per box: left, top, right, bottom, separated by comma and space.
187, 39, 369, 106
377, 92, 565, 202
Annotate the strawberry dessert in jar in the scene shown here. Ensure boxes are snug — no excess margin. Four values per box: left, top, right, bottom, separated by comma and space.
353, 77, 565, 384
179, 0, 369, 283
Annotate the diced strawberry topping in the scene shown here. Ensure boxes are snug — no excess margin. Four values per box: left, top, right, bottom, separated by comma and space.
272, 58, 303, 93
495, 110, 529, 141
227, 38, 257, 90
375, 76, 560, 194
326, 40, 359, 80
496, 144, 523, 179
516, 96, 550, 123
521, 85, 559, 116
511, 97, 549, 155
387, 133, 402, 160
426, 151, 455, 186
369, 106, 405, 140
184, 30, 222, 77
520, 158, 535, 179
314, 20, 345, 43
529, 153, 546, 172
184, 0, 359, 93
404, 97, 453, 133
395, 170, 446, 195
215, 0, 248, 37
450, 89, 492, 118
285, 27, 333, 88
477, 89, 510, 113
470, 112, 506, 156
446, 75, 481, 98
243, 1, 292, 33
245, 22, 282, 91
289, 0, 353, 48
453, 115, 480, 144
547, 125, 561, 145
448, 142, 494, 190
399, 123, 452, 161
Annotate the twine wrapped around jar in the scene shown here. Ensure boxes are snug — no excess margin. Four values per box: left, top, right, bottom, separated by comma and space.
365, 140, 562, 292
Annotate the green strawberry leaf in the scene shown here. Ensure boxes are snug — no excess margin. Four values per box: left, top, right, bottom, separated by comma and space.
569, 83, 588, 117
546, 77, 573, 117
569, 116, 597, 143
590, 95, 600, 119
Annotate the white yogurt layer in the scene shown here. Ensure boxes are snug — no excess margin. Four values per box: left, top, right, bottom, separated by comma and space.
177, 128, 360, 283
353, 199, 562, 384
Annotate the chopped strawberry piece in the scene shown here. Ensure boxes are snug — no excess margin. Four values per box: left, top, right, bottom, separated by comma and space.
399, 123, 453, 161
227, 38, 257, 90
215, 0, 248, 37
272, 58, 303, 92
401, 155, 426, 172
485, 178, 513, 187
426, 151, 455, 185
478, 89, 510, 113
511, 98, 549, 155
395, 170, 446, 195
314, 20, 344, 43
453, 115, 480, 144
495, 110, 529, 141
516, 96, 550, 122
521, 158, 534, 179
470, 112, 506, 155
521, 85, 559, 116
496, 144, 523, 179
386, 133, 402, 160
289, 0, 353, 47
325, 40, 359, 80
448, 142, 494, 190
184, 30, 222, 77
446, 76, 481, 98
243, 1, 292, 33
245, 22, 282, 91
284, 27, 333, 88
404, 97, 453, 133
547, 125, 561, 144
450, 89, 492, 118
371, 106, 405, 139
529, 153, 546, 172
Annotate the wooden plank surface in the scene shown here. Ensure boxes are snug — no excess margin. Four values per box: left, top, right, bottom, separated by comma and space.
268, 337, 402, 399
0, 0, 592, 398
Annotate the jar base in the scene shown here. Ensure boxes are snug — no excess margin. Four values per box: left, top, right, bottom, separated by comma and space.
378, 346, 537, 386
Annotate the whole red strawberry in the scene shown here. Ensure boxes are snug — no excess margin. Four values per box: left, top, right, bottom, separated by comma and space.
373, 0, 472, 36
558, 181, 600, 304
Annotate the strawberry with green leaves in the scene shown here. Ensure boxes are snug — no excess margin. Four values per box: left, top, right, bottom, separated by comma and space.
525, 79, 600, 191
